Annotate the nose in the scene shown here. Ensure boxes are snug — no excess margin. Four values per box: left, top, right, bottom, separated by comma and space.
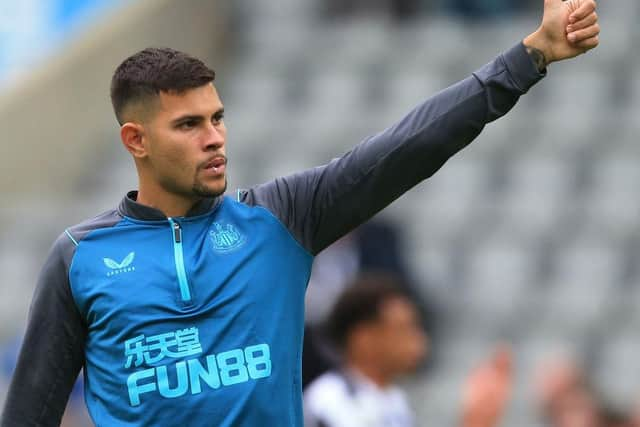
203, 122, 225, 151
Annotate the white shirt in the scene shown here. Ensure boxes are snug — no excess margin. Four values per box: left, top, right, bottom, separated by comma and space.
304, 370, 414, 427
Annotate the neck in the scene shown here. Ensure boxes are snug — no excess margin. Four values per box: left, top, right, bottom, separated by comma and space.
346, 353, 393, 389
137, 180, 200, 218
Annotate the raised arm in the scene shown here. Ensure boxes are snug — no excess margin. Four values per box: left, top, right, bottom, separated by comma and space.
0, 234, 87, 427
243, 0, 599, 255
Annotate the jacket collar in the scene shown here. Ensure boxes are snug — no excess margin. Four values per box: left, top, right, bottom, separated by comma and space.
118, 190, 222, 220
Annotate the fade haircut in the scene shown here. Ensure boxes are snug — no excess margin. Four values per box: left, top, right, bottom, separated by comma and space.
326, 273, 409, 351
110, 47, 216, 125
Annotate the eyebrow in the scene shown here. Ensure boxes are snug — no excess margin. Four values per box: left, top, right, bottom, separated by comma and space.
170, 108, 225, 126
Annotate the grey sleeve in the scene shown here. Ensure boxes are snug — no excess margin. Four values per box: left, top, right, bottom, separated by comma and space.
242, 43, 544, 255
1, 233, 87, 427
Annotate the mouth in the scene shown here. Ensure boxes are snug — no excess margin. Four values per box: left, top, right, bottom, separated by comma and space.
202, 156, 227, 176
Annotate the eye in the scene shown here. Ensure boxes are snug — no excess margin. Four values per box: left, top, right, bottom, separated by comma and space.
178, 120, 197, 130
212, 112, 225, 125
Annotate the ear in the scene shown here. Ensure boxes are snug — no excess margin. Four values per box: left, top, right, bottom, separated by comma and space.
120, 122, 148, 159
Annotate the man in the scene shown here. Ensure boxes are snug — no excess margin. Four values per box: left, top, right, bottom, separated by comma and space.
303, 275, 428, 427
302, 218, 435, 389
1, 0, 599, 425
304, 275, 513, 427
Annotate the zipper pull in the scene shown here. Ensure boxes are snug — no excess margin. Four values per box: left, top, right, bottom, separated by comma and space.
172, 221, 182, 243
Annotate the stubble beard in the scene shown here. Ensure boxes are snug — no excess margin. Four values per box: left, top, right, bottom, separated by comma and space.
192, 178, 227, 198
182, 156, 229, 199
192, 162, 227, 198
155, 164, 227, 201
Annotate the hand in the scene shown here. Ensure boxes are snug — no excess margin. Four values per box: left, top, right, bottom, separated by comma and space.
524, 0, 600, 66
461, 346, 513, 427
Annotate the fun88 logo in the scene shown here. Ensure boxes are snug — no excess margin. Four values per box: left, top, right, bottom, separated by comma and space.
124, 327, 272, 406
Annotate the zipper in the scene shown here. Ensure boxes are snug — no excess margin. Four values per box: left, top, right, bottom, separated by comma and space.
168, 218, 192, 303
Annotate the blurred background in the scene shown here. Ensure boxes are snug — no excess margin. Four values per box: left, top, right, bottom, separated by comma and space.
1, 0, 639, 426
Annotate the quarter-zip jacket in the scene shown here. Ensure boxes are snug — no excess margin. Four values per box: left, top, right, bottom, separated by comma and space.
1, 43, 544, 427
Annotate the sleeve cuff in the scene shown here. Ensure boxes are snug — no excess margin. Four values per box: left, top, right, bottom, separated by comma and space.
501, 42, 546, 93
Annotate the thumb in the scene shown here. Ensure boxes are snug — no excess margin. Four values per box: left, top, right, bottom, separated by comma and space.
543, 0, 570, 13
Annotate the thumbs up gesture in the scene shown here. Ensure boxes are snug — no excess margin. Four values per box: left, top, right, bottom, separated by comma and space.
524, 0, 599, 67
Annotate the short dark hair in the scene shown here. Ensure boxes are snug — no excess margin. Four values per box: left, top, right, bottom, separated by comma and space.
326, 273, 409, 350
110, 47, 216, 124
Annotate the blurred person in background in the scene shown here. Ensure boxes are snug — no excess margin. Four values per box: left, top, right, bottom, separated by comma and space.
304, 275, 512, 427
535, 355, 590, 424
534, 355, 600, 427
550, 387, 603, 427
1, 0, 600, 425
304, 275, 428, 426
303, 218, 438, 388
534, 355, 635, 427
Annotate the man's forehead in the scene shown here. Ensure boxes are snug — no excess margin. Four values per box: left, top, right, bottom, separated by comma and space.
157, 83, 223, 116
